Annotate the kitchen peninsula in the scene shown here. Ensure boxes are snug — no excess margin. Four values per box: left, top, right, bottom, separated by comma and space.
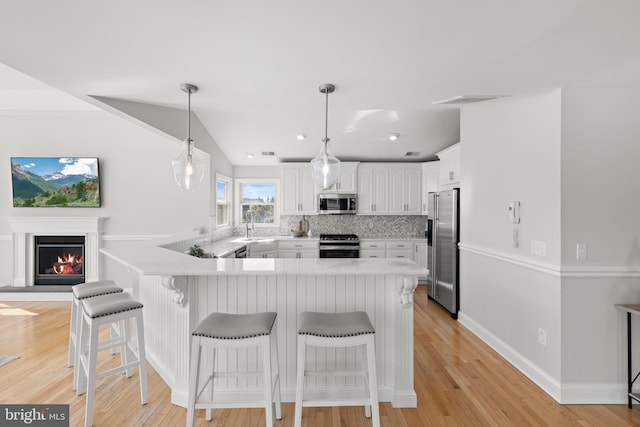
101, 235, 427, 409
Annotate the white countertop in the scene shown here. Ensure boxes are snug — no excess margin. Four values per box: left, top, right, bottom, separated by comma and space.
101, 239, 428, 277
197, 235, 318, 258
198, 235, 426, 258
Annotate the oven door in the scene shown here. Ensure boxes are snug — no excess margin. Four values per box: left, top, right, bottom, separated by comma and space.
319, 245, 360, 258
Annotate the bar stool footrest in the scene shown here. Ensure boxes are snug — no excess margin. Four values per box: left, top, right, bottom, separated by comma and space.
301, 398, 373, 407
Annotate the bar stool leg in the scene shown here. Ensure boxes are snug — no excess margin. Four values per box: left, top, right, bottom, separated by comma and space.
271, 330, 282, 420
358, 344, 372, 418
135, 311, 148, 404
120, 318, 132, 378
67, 299, 77, 367
294, 335, 307, 427
262, 335, 274, 427
205, 348, 215, 422
76, 312, 88, 396
366, 335, 380, 427
186, 337, 202, 427
84, 317, 100, 427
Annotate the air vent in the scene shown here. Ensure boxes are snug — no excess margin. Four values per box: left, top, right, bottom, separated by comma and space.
432, 95, 509, 105
261, 151, 276, 156
404, 152, 420, 157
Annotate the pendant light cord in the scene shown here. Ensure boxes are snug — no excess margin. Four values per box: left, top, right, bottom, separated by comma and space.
187, 87, 192, 155
323, 89, 329, 143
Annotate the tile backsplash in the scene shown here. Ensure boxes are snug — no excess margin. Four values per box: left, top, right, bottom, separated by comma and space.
233, 215, 428, 239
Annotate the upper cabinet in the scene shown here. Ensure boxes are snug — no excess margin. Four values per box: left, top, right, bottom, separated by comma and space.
388, 164, 422, 215
281, 163, 318, 215
358, 163, 420, 215
421, 161, 440, 215
357, 164, 389, 214
436, 143, 460, 190
321, 162, 359, 193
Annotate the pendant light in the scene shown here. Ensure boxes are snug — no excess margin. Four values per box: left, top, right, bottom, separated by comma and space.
172, 83, 205, 191
311, 83, 340, 190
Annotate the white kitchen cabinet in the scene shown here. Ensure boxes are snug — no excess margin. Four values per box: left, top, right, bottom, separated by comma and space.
278, 239, 318, 258
388, 164, 422, 215
357, 164, 389, 214
248, 241, 278, 258
281, 164, 318, 215
421, 161, 440, 215
386, 241, 414, 259
436, 143, 460, 190
323, 162, 359, 193
359, 240, 386, 258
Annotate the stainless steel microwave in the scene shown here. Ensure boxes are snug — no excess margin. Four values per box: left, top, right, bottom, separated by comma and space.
318, 193, 357, 215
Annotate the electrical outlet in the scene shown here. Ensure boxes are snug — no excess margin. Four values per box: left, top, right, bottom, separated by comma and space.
537, 328, 547, 346
576, 243, 587, 260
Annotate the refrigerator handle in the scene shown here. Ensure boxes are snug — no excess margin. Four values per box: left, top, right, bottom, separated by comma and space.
432, 195, 438, 298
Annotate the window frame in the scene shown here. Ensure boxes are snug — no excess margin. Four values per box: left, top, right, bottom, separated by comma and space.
234, 178, 280, 227
215, 173, 232, 228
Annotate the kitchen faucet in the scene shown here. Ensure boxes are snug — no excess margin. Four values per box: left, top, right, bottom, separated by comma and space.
245, 210, 254, 238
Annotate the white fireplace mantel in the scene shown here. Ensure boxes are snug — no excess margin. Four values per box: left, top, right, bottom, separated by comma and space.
8, 217, 106, 286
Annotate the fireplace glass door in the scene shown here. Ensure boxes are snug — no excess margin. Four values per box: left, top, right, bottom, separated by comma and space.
34, 235, 86, 285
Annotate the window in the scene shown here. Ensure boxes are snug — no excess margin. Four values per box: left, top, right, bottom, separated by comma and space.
236, 179, 279, 226
216, 174, 231, 227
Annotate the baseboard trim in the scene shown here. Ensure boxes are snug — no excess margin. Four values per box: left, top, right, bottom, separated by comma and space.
458, 311, 562, 403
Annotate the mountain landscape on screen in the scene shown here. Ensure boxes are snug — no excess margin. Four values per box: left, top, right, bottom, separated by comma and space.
11, 157, 100, 207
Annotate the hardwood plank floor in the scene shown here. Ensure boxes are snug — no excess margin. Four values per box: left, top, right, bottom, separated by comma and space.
1, 287, 639, 426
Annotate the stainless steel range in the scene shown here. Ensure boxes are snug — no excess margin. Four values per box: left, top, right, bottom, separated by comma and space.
319, 233, 360, 258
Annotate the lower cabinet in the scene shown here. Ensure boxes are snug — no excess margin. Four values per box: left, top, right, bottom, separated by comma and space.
360, 240, 420, 260
245, 239, 425, 262
359, 240, 386, 258
386, 241, 414, 259
278, 240, 319, 259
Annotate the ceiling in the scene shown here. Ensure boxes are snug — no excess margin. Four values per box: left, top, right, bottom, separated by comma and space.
1, 1, 639, 165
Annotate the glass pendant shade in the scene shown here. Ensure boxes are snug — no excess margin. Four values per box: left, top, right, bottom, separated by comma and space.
172, 139, 204, 191
311, 138, 340, 190
172, 83, 205, 191
312, 83, 340, 190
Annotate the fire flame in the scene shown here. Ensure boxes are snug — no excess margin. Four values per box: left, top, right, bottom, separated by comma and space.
52, 253, 83, 275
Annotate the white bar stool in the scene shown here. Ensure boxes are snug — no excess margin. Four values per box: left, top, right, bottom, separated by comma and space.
76, 292, 148, 427
294, 311, 380, 427
69, 281, 123, 390
186, 312, 282, 427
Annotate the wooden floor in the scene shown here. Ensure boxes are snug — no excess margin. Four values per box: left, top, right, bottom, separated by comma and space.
1, 287, 639, 426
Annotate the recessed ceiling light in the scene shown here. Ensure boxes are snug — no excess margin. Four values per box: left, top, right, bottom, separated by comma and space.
297, 134, 306, 141
246, 153, 254, 158
389, 133, 400, 141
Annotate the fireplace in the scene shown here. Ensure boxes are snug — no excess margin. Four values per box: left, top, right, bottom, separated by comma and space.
34, 235, 86, 285
9, 217, 104, 287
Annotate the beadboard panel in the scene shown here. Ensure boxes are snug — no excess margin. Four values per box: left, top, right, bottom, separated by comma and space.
138, 272, 417, 408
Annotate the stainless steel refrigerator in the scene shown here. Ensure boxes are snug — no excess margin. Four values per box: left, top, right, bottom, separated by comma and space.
426, 188, 460, 319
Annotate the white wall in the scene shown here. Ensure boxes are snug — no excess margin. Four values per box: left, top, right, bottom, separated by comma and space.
559, 87, 640, 401
0, 110, 213, 286
459, 91, 564, 396
560, 87, 640, 267
459, 88, 640, 404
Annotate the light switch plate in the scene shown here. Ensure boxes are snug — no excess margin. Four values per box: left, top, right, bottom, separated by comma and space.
530, 240, 547, 256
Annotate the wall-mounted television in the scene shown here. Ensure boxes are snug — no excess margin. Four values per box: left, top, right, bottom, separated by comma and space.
11, 157, 101, 207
